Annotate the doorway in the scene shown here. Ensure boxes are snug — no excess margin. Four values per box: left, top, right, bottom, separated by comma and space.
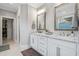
2, 17, 13, 45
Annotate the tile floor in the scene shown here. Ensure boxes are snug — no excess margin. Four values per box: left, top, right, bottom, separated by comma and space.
0, 40, 23, 56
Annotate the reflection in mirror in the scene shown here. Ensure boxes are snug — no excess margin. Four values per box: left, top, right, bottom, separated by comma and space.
37, 12, 46, 33
54, 3, 78, 31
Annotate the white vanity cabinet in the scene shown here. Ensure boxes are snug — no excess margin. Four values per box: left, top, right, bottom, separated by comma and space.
30, 34, 48, 56
48, 38, 77, 56
30, 34, 38, 51
30, 33, 78, 56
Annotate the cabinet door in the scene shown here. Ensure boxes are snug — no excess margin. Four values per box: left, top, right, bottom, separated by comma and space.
77, 44, 79, 56
59, 45, 76, 56
48, 39, 57, 56
48, 38, 76, 56
30, 35, 38, 50
58, 40, 76, 56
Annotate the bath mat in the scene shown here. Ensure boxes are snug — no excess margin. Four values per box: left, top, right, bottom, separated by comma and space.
0, 44, 9, 52
21, 48, 42, 56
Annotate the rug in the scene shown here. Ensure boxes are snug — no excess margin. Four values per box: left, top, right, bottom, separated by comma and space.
0, 44, 9, 52
21, 48, 42, 56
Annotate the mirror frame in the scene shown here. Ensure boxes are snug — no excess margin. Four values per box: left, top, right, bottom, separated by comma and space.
54, 3, 78, 31
37, 12, 46, 31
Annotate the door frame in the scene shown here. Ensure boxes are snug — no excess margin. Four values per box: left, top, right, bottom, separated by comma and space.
0, 16, 16, 45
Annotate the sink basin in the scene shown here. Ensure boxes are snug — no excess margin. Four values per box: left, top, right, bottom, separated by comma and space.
45, 32, 53, 35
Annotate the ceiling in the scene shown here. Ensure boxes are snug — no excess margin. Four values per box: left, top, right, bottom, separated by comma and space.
28, 3, 44, 8
0, 3, 44, 13
0, 3, 19, 13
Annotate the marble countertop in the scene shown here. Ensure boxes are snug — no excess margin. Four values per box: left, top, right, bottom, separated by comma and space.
32, 33, 79, 43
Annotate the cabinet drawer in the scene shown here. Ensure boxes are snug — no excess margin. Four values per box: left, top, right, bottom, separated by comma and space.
39, 42, 47, 49
39, 37, 47, 42
38, 46, 47, 56
39, 40, 47, 46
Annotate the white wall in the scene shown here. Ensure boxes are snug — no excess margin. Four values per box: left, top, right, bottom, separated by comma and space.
0, 9, 16, 45
28, 5, 37, 45
28, 5, 37, 32
16, 4, 30, 48
19, 4, 28, 47
0, 9, 16, 18
16, 4, 37, 49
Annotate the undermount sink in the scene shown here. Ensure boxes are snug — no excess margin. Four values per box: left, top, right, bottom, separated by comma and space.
45, 32, 53, 35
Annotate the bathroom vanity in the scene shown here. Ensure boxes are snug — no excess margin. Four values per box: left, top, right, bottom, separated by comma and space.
30, 33, 79, 56
30, 3, 79, 56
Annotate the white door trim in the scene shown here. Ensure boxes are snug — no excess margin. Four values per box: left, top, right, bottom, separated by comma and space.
0, 16, 16, 45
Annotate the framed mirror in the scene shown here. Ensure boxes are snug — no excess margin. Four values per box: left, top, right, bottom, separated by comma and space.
37, 12, 46, 32
54, 3, 78, 31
